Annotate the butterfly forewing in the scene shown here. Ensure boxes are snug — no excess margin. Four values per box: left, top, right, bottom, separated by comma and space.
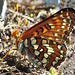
39, 11, 75, 43
21, 8, 75, 44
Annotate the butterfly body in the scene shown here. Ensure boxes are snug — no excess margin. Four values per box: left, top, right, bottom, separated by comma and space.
17, 8, 75, 71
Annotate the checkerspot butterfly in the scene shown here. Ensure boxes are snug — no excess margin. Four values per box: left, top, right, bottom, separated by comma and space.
17, 8, 75, 71
16, 8, 75, 71
1, 8, 75, 71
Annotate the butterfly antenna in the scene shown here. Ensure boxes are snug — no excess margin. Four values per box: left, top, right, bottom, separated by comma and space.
16, 4, 20, 30
16, 4, 28, 34
16, 4, 18, 15
20, 19, 28, 30
17, 19, 28, 43
0, 39, 15, 61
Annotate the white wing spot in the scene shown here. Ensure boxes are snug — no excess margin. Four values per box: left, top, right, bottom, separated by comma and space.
54, 33, 58, 36
63, 19, 67, 22
24, 39, 28, 47
52, 61, 57, 66
43, 64, 47, 67
58, 45, 61, 49
49, 37, 52, 40
43, 44, 49, 47
57, 29, 60, 31
63, 30, 66, 32
40, 48, 43, 52
53, 17, 57, 19
44, 53, 48, 58
56, 38, 59, 40
51, 26, 55, 28
37, 62, 42, 66
47, 49, 54, 54
60, 14, 63, 18
53, 42, 56, 44
31, 57, 35, 60
33, 45, 39, 49
70, 20, 72, 24
67, 27, 70, 30
31, 38, 36, 45
67, 16, 70, 19
61, 26, 65, 28
47, 47, 54, 51
60, 55, 63, 59
18, 43, 22, 52
63, 23, 66, 25
42, 58, 47, 63
66, 12, 69, 16
34, 51, 40, 56
42, 40, 47, 44
60, 50, 64, 54
34, 59, 39, 62
47, 52, 51, 55
68, 24, 70, 26
55, 57, 60, 62
30, 37, 35, 40
49, 23, 53, 25
61, 11, 63, 13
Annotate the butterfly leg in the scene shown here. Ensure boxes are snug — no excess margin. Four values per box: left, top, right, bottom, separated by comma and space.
0, 38, 15, 61
22, 51, 27, 61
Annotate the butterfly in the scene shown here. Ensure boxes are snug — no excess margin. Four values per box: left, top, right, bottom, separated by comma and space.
15, 8, 75, 71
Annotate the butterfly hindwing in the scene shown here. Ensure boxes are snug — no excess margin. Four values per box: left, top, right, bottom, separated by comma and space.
20, 37, 66, 70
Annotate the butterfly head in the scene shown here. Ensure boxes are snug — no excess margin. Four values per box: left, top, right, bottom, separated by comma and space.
11, 30, 19, 38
